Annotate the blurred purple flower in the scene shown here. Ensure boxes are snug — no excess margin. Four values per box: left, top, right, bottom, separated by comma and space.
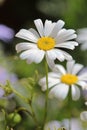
0, 66, 17, 85
0, 24, 15, 42
0, 66, 18, 98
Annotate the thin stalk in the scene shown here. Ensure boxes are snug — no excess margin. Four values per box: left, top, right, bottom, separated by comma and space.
68, 87, 72, 130
29, 96, 39, 128
43, 58, 49, 124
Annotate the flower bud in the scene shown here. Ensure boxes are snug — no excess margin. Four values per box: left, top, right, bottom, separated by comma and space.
8, 113, 21, 124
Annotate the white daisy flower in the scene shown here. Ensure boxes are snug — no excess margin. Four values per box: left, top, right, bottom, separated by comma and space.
44, 118, 83, 130
44, 120, 61, 130
39, 60, 87, 100
77, 28, 87, 50
15, 19, 78, 68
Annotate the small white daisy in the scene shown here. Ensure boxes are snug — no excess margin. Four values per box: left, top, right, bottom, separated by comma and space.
44, 120, 61, 130
15, 19, 78, 68
44, 118, 82, 130
77, 28, 87, 50
39, 60, 87, 100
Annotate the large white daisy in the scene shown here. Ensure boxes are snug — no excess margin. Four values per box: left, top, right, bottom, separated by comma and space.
15, 19, 78, 68
39, 60, 87, 100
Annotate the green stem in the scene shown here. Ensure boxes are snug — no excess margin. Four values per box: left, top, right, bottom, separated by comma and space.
29, 96, 38, 128
68, 87, 72, 130
43, 58, 49, 125
10, 85, 30, 103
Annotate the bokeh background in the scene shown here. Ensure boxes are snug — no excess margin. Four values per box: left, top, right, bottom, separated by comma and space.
0, 0, 87, 63
0, 0, 87, 130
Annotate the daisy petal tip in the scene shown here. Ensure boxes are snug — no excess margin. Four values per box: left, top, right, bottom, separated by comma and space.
68, 56, 73, 61
15, 29, 25, 37
15, 44, 22, 53
15, 32, 19, 38
34, 18, 42, 23
58, 19, 65, 25
76, 42, 79, 46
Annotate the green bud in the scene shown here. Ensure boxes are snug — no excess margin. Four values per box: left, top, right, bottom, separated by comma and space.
3, 81, 13, 95
8, 113, 21, 124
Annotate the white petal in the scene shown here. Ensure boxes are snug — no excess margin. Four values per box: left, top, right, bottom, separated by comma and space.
27, 49, 45, 63
57, 29, 75, 39
77, 34, 87, 42
50, 20, 65, 37
39, 77, 60, 91
44, 20, 55, 36
72, 63, 83, 75
53, 49, 65, 62
16, 42, 37, 53
46, 51, 55, 69
77, 28, 87, 42
80, 111, 87, 121
71, 85, 80, 100
48, 72, 60, 78
59, 50, 73, 61
53, 64, 66, 74
47, 50, 57, 60
44, 120, 61, 130
66, 60, 75, 73
38, 77, 47, 87
81, 42, 87, 50
71, 119, 83, 130
28, 28, 40, 38
15, 29, 38, 42
56, 34, 77, 43
20, 49, 45, 63
78, 73, 87, 81
55, 41, 78, 49
20, 50, 33, 59
49, 83, 69, 99
34, 19, 44, 37
77, 81, 87, 89
56, 29, 76, 43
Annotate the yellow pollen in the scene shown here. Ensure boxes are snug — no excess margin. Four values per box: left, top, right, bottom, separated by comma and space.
61, 74, 78, 85
37, 37, 55, 51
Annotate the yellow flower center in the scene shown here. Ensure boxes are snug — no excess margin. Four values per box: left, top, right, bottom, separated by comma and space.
61, 74, 78, 85
37, 37, 55, 51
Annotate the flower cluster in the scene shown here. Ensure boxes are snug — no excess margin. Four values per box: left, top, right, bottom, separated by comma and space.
15, 19, 87, 129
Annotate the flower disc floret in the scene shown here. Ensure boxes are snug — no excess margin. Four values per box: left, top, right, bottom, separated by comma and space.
61, 74, 78, 85
37, 37, 55, 51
